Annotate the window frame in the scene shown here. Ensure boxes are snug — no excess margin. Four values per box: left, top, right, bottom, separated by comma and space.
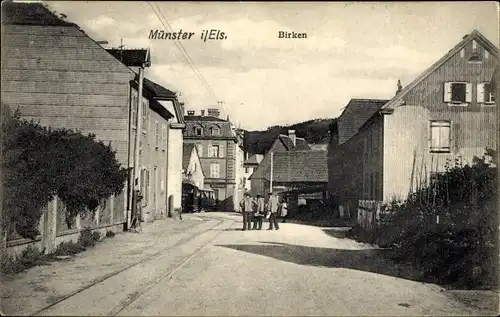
483, 82, 496, 105
210, 145, 220, 158
444, 82, 471, 106
194, 126, 203, 136
210, 126, 220, 136
210, 163, 220, 178
131, 89, 138, 129
429, 120, 452, 154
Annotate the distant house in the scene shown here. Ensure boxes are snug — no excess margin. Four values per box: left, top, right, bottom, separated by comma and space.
249, 130, 311, 196
242, 154, 264, 193
328, 30, 498, 227
183, 108, 244, 211
182, 144, 205, 190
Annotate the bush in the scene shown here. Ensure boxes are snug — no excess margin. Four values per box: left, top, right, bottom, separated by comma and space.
52, 241, 86, 256
1, 105, 128, 238
366, 150, 497, 288
78, 227, 101, 248
0, 245, 48, 274
105, 230, 115, 238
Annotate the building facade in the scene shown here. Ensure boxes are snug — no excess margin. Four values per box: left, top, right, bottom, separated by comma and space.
128, 77, 185, 222
242, 154, 264, 192
328, 30, 498, 225
249, 130, 311, 196
183, 108, 243, 211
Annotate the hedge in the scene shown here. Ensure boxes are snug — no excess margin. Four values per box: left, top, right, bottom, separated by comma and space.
1, 105, 128, 239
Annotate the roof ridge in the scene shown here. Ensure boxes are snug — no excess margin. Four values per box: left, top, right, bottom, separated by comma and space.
382, 29, 498, 110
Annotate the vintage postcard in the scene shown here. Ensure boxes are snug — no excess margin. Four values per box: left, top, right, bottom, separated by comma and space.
1, 0, 499, 316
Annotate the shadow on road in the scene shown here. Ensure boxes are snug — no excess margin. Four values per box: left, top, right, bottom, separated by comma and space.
216, 241, 422, 282
321, 228, 351, 239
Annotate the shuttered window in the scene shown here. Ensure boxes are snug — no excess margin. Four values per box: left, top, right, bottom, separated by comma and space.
444, 82, 471, 105
478, 82, 496, 105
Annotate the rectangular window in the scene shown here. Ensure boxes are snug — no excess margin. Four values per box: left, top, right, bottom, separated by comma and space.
155, 121, 159, 149
430, 121, 451, 153
210, 163, 220, 178
219, 145, 225, 158
210, 127, 220, 136
477, 82, 495, 105
142, 100, 148, 132
444, 82, 471, 104
161, 125, 166, 150
210, 145, 220, 158
131, 90, 138, 128
194, 127, 203, 136
245, 167, 249, 173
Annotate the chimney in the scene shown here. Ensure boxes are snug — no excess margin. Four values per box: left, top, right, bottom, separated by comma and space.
288, 129, 296, 146
207, 108, 220, 118
187, 110, 195, 116
179, 101, 185, 116
201, 110, 205, 116
395, 79, 402, 96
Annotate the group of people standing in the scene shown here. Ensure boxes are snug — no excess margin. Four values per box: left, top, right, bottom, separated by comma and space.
239, 192, 288, 231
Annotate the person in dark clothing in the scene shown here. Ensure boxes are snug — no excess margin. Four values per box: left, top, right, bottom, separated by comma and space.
252, 194, 265, 230
266, 192, 280, 230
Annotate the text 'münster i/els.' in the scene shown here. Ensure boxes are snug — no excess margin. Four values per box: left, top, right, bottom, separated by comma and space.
148, 29, 227, 42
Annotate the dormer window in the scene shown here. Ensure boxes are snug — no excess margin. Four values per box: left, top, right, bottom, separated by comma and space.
194, 126, 203, 136
210, 126, 220, 136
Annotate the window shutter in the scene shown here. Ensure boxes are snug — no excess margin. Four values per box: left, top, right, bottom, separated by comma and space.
219, 145, 225, 158
465, 83, 472, 103
477, 83, 485, 103
443, 83, 452, 102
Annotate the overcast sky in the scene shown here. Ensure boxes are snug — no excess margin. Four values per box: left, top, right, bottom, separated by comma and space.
45, 1, 499, 131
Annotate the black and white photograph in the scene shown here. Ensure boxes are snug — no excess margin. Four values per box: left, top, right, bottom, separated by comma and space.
1, 0, 499, 316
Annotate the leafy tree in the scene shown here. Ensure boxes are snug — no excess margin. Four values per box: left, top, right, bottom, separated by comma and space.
1, 105, 128, 239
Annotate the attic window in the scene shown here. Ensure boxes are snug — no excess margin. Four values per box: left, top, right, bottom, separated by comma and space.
485, 50, 489, 59
460, 49, 465, 58
468, 53, 482, 63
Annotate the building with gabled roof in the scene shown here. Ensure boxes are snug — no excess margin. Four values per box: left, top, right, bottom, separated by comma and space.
248, 130, 314, 196
328, 29, 498, 227
1, 1, 185, 252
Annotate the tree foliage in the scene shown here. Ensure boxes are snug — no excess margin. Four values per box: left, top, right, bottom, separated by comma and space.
373, 150, 498, 287
244, 118, 337, 154
1, 105, 128, 239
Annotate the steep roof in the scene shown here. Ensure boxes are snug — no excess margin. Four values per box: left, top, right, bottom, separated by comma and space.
278, 134, 311, 151
184, 115, 227, 122
382, 29, 499, 111
107, 49, 151, 68
143, 77, 176, 98
337, 99, 389, 144
244, 154, 264, 165
1, 2, 76, 26
267, 150, 328, 183
182, 144, 196, 170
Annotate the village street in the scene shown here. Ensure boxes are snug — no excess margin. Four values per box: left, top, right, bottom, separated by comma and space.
1, 212, 496, 316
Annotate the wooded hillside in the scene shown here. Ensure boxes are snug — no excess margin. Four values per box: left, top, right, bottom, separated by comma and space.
243, 118, 337, 155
